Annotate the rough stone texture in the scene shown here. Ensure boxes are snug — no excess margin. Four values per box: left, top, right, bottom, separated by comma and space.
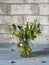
0, 4, 11, 15
0, 0, 24, 3
6, 5, 11, 15
3, 16, 23, 25
31, 4, 40, 14
32, 36, 48, 44
23, 16, 49, 25
0, 16, 3, 24
25, 0, 48, 3
11, 4, 40, 15
0, 0, 48, 3
0, 0, 49, 43
11, 4, 32, 14
0, 4, 7, 14
39, 4, 49, 15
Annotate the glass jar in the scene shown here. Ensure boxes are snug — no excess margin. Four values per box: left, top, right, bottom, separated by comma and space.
18, 39, 33, 57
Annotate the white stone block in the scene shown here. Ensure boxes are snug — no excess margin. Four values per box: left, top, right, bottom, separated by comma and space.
0, 28, 5, 33
23, 16, 39, 24
25, 0, 48, 3
0, 35, 4, 43
11, 4, 39, 15
39, 4, 49, 15
0, 27, 10, 33
11, 4, 32, 14
40, 26, 49, 36
10, 38, 19, 43
0, 0, 23, 3
0, 33, 13, 43
0, 16, 3, 24
0, 4, 11, 15
0, 4, 6, 14
39, 16, 49, 25
3, 16, 23, 25
31, 4, 40, 14
33, 36, 48, 44
3, 34, 12, 38
0, 5, 3, 14
23, 16, 49, 25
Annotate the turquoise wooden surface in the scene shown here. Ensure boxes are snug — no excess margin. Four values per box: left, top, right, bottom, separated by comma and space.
0, 43, 49, 65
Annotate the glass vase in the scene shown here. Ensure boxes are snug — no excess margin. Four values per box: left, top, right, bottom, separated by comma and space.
18, 40, 33, 57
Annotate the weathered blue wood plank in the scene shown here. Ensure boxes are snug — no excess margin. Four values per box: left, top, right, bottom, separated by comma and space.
0, 43, 49, 65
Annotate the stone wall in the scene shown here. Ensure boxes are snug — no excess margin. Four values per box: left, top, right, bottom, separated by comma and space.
0, 0, 49, 44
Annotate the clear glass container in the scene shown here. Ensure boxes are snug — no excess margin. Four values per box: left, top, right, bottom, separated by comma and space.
18, 39, 33, 57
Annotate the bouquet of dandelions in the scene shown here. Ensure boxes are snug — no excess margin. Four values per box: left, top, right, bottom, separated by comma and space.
8, 19, 41, 57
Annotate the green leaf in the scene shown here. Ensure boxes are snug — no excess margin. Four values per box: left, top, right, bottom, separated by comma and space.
18, 25, 22, 30
12, 24, 16, 31
11, 24, 17, 35
17, 43, 20, 47
26, 22, 29, 31
31, 35, 36, 40
37, 23, 40, 28
36, 29, 41, 34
